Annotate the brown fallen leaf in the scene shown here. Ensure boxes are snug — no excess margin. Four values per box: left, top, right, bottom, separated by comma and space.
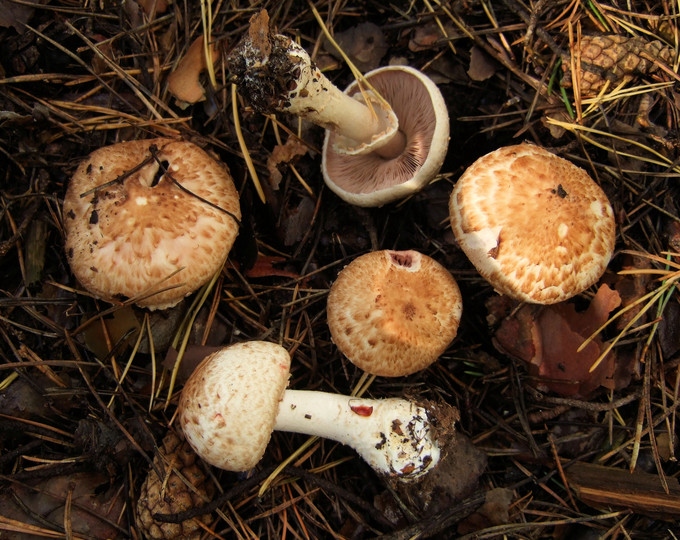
0, 473, 127, 538
266, 137, 309, 190
245, 254, 299, 280
408, 21, 457, 52
323, 22, 388, 72
167, 36, 219, 104
137, 0, 169, 16
0, 0, 41, 33
467, 45, 498, 81
493, 284, 623, 397
457, 487, 514, 535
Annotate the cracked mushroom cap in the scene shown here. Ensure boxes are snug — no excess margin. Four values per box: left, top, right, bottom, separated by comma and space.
449, 144, 616, 304
63, 138, 241, 310
322, 65, 449, 207
327, 250, 462, 377
178, 341, 291, 471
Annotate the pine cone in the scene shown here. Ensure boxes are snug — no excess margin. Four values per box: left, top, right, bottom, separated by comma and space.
561, 34, 672, 96
136, 432, 215, 540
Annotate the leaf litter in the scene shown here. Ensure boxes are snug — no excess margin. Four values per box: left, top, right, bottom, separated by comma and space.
1, 0, 680, 538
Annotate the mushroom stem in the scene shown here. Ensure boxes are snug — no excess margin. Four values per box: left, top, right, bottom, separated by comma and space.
228, 11, 404, 157
275, 390, 440, 480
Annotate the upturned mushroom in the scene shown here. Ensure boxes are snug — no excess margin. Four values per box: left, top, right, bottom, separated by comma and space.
327, 250, 463, 377
63, 138, 241, 310
178, 341, 448, 481
227, 10, 449, 207
449, 144, 616, 304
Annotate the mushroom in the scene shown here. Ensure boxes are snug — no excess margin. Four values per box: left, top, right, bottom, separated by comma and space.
449, 144, 616, 304
227, 10, 449, 207
326, 250, 463, 377
63, 138, 241, 310
178, 341, 446, 481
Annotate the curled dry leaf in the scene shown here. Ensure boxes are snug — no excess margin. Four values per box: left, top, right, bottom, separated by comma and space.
492, 284, 623, 397
457, 487, 514, 535
266, 136, 309, 190
408, 21, 457, 52
0, 0, 41, 33
467, 45, 498, 81
323, 22, 388, 72
0, 472, 127, 538
136, 0, 169, 16
244, 253, 300, 279
168, 36, 218, 104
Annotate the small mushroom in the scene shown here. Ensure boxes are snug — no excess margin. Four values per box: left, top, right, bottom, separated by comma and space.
326, 250, 463, 377
178, 341, 447, 481
63, 138, 241, 310
322, 65, 450, 207
449, 144, 616, 304
227, 10, 449, 207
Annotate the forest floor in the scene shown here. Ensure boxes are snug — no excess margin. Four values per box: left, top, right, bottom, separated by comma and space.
1, 0, 679, 538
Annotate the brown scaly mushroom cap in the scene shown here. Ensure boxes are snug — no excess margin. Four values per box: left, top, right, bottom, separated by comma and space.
322, 65, 450, 207
179, 341, 291, 471
449, 144, 616, 304
327, 250, 463, 377
63, 138, 241, 310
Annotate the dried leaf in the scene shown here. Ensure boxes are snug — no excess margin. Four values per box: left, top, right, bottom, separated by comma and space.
323, 22, 388, 72
0, 0, 38, 33
458, 487, 514, 534
0, 473, 127, 538
136, 0, 169, 16
409, 22, 449, 52
467, 46, 498, 81
245, 254, 299, 279
247, 10, 271, 59
282, 195, 316, 246
493, 285, 623, 397
168, 36, 218, 104
266, 137, 308, 190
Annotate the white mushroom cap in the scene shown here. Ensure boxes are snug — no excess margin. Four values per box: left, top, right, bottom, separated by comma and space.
178, 341, 291, 471
322, 65, 450, 207
449, 144, 616, 304
63, 138, 241, 310
327, 250, 463, 377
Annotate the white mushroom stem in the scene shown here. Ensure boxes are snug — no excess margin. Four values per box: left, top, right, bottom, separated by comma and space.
275, 390, 440, 480
228, 11, 405, 158
279, 41, 405, 158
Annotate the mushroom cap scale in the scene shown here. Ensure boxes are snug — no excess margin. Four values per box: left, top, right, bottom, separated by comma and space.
63, 138, 241, 310
178, 341, 291, 472
449, 144, 616, 304
322, 65, 450, 207
327, 250, 462, 377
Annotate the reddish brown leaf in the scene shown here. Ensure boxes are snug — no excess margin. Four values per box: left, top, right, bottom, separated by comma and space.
493, 285, 623, 397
